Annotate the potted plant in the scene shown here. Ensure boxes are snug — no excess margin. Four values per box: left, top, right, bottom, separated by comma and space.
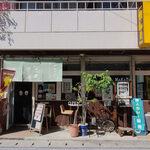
69, 106, 80, 137
73, 70, 114, 136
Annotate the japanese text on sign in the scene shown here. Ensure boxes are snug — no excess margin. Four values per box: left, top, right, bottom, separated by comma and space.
34, 104, 43, 121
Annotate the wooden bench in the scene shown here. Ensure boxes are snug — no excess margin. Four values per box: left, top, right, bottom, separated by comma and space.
118, 127, 134, 137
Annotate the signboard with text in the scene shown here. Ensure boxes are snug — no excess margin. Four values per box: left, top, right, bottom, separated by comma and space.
131, 98, 147, 136
30, 103, 45, 134
117, 82, 129, 98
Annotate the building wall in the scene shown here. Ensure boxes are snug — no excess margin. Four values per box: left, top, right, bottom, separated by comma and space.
0, 10, 138, 50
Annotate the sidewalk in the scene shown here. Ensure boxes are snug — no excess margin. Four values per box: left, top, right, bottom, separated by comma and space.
0, 126, 150, 148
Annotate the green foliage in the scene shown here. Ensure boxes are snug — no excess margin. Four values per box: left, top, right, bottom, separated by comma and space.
77, 98, 82, 103
73, 70, 114, 125
81, 70, 114, 94
91, 98, 97, 103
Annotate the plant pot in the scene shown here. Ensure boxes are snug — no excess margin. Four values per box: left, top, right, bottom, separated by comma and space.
79, 124, 88, 136
69, 124, 79, 137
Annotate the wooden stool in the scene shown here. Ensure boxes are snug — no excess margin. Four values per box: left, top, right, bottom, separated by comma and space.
118, 127, 134, 137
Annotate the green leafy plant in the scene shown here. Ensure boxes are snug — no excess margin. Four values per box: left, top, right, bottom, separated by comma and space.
73, 70, 114, 125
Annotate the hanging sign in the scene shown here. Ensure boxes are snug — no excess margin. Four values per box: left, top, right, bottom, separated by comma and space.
131, 98, 147, 136
0, 69, 15, 100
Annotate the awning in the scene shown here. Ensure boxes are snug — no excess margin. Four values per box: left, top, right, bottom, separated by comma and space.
3, 59, 62, 82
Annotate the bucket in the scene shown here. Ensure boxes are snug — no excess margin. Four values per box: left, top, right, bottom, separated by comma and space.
80, 125, 87, 136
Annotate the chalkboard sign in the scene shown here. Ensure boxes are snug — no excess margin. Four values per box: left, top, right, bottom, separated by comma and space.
30, 103, 45, 134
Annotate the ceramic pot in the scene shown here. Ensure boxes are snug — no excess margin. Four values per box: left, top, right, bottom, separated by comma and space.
80, 124, 88, 136
69, 124, 79, 137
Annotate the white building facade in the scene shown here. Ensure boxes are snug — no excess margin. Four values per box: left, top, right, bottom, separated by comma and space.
1, 1, 150, 128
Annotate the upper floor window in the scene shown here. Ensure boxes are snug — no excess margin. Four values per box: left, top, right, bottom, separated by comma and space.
63, 64, 81, 71
135, 63, 150, 71
86, 62, 129, 71
11, 1, 140, 10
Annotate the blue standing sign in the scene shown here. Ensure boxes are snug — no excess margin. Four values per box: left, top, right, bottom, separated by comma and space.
131, 98, 147, 136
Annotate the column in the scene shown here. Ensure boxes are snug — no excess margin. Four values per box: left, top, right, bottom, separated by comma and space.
56, 82, 61, 100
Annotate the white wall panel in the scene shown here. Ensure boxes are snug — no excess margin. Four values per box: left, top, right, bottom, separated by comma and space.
26, 11, 52, 32
105, 10, 132, 31
9, 11, 25, 32
1, 10, 138, 50
131, 10, 138, 31
78, 11, 104, 31
0, 32, 138, 49
52, 11, 77, 32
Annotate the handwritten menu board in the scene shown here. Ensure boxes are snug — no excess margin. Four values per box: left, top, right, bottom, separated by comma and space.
117, 82, 129, 98
30, 103, 45, 134
131, 98, 147, 136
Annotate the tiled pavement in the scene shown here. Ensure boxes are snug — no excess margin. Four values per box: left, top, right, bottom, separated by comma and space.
0, 126, 150, 148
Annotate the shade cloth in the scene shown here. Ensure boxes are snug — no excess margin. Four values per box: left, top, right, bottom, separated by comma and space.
3, 59, 62, 82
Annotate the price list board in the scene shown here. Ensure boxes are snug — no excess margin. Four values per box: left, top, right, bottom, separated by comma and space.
131, 98, 147, 136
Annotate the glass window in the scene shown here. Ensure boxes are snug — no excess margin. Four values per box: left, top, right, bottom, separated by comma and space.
45, 3, 51, 9
53, 3, 60, 9
86, 2, 93, 9
86, 63, 129, 71
120, 2, 127, 8
38, 82, 56, 100
95, 2, 102, 9
20, 3, 27, 9
128, 2, 136, 8
28, 3, 35, 9
37, 3, 43, 9
136, 63, 150, 70
103, 2, 110, 8
61, 3, 68, 9
111, 2, 118, 8
136, 75, 150, 100
69, 3, 76, 9
61, 76, 81, 100
63, 64, 81, 71
78, 3, 85, 9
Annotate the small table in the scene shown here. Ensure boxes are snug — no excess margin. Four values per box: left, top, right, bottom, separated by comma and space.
68, 101, 82, 107
118, 105, 134, 137
68, 102, 82, 124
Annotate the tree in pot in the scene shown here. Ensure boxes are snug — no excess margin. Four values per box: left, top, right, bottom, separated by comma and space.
73, 70, 114, 136
69, 106, 80, 137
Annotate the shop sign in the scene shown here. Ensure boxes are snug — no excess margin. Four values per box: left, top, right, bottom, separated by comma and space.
131, 98, 147, 136
30, 103, 45, 134
0, 69, 15, 99
138, 2, 150, 48
117, 82, 129, 98
34, 104, 44, 121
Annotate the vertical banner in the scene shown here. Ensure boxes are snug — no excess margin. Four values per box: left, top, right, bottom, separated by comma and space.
131, 98, 147, 136
0, 69, 15, 99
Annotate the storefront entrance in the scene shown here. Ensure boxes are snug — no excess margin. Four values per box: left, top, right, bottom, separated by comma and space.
14, 82, 32, 124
